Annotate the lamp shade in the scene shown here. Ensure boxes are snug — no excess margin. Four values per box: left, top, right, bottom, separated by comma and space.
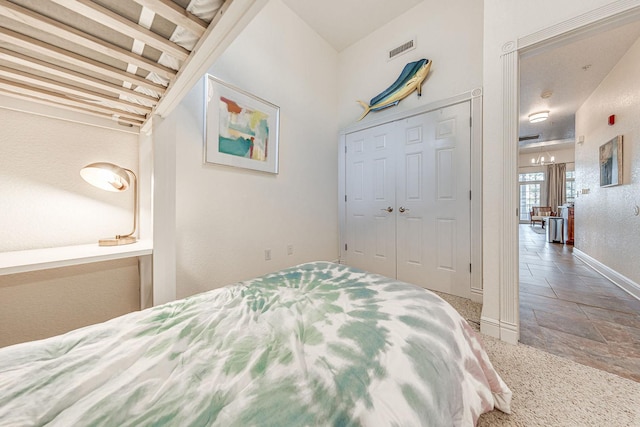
528, 111, 549, 123
80, 162, 130, 192
80, 162, 138, 246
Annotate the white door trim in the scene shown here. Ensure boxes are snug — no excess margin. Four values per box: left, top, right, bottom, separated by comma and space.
339, 89, 484, 303
495, 1, 640, 344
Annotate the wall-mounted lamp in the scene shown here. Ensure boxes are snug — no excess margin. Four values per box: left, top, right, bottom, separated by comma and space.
528, 111, 550, 123
80, 162, 137, 246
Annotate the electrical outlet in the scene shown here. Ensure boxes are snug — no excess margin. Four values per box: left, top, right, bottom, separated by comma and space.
264, 249, 271, 261
287, 244, 294, 256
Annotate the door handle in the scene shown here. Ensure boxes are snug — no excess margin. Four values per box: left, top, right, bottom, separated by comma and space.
399, 207, 409, 213
380, 206, 393, 213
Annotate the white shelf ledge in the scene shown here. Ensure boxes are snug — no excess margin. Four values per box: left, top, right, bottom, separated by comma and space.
0, 240, 153, 276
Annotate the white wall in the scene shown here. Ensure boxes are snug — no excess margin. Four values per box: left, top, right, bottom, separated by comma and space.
338, 0, 484, 129
482, 0, 633, 339
334, 0, 483, 300
0, 108, 140, 251
575, 35, 640, 284
0, 105, 141, 346
0, 259, 139, 348
168, 0, 340, 298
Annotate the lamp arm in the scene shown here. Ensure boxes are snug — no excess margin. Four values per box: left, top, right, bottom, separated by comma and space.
116, 168, 138, 239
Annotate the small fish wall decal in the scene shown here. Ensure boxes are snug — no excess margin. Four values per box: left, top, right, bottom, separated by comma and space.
356, 58, 432, 121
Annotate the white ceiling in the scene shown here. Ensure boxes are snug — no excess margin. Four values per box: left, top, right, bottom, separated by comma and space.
519, 19, 640, 153
281, 0, 423, 52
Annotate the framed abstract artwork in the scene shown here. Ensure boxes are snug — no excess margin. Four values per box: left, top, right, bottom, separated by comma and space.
599, 135, 622, 187
204, 75, 279, 173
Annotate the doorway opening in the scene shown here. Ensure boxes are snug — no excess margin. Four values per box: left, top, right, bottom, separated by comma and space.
512, 7, 640, 380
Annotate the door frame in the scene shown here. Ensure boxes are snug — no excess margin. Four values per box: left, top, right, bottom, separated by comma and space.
496, 3, 640, 344
338, 89, 484, 303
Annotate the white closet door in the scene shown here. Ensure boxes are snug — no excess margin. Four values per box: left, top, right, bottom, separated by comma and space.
396, 102, 471, 297
344, 122, 397, 278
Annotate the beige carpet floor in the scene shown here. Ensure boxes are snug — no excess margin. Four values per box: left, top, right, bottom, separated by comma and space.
434, 292, 640, 426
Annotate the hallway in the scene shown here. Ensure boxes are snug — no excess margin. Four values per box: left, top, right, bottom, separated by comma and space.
519, 224, 640, 382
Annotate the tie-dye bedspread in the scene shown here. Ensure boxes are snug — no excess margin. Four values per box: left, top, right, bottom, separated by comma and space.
0, 262, 511, 426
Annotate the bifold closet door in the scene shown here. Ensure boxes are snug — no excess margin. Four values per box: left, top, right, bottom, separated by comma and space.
396, 102, 472, 298
344, 122, 397, 279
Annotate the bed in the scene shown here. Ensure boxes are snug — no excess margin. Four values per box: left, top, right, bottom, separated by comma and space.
0, 261, 511, 426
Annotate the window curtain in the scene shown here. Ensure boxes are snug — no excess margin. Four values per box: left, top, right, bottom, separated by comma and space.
546, 163, 566, 213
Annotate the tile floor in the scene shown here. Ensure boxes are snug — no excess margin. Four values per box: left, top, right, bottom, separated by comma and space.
519, 223, 640, 382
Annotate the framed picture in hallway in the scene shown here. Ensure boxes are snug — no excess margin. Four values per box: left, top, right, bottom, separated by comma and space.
599, 135, 622, 187
204, 75, 280, 174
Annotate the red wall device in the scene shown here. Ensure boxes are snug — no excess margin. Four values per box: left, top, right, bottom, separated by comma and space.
608, 114, 615, 126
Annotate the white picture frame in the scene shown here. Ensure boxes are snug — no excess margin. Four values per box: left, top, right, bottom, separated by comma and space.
204, 75, 280, 174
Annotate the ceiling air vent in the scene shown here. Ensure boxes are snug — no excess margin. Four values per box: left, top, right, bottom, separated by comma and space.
388, 37, 416, 61
519, 134, 541, 142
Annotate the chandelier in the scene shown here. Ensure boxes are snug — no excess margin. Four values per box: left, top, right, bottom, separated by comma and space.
531, 151, 555, 165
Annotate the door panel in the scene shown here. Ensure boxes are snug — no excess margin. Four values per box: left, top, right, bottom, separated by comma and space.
405, 216, 423, 265
374, 215, 389, 258
352, 161, 365, 200
437, 149, 455, 199
436, 218, 456, 271
374, 133, 387, 149
406, 125, 423, 145
373, 158, 388, 200
343, 101, 471, 298
351, 214, 366, 256
405, 152, 423, 200
344, 122, 397, 278
397, 102, 471, 297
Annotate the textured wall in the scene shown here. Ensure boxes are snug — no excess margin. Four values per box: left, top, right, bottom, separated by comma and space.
0, 259, 139, 348
575, 36, 640, 284
0, 108, 139, 251
0, 107, 141, 346
337, 0, 484, 129
172, 0, 340, 298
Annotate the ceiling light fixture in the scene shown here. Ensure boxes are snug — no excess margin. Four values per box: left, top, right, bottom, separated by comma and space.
528, 111, 549, 123
530, 150, 555, 166
541, 90, 553, 99
81, 162, 138, 246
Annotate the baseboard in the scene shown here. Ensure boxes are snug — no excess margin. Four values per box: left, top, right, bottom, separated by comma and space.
470, 288, 483, 304
480, 316, 500, 339
573, 248, 640, 301
481, 315, 519, 344
500, 322, 519, 345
